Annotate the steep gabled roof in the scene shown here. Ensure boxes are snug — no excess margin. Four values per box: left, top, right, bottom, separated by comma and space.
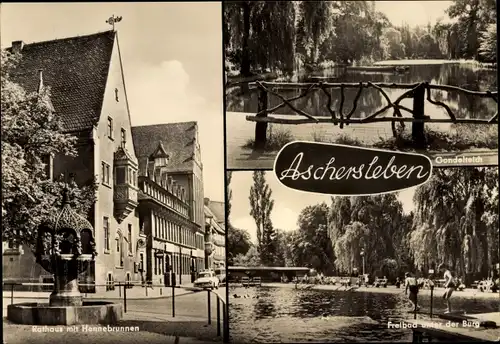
7, 30, 115, 133
131, 122, 198, 174
207, 200, 225, 224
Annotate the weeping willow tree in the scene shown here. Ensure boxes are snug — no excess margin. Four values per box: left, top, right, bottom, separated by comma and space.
333, 221, 369, 273
478, 24, 497, 62
224, 1, 297, 75
410, 167, 498, 283
328, 194, 408, 275
296, 1, 334, 66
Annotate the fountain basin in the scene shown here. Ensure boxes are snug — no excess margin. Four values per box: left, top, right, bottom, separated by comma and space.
7, 301, 122, 325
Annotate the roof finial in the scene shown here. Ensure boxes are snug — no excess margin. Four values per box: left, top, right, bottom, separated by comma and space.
106, 14, 123, 31
61, 185, 70, 207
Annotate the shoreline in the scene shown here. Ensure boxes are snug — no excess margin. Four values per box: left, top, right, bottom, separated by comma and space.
230, 282, 500, 300
226, 59, 497, 82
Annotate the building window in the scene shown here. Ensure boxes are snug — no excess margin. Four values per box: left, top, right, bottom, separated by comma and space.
106, 273, 114, 291
104, 217, 110, 251
121, 128, 126, 147
107, 117, 113, 139
140, 253, 144, 271
115, 166, 126, 184
101, 162, 110, 185
128, 224, 132, 254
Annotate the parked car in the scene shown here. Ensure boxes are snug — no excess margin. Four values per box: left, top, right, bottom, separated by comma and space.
194, 270, 219, 290
215, 267, 226, 284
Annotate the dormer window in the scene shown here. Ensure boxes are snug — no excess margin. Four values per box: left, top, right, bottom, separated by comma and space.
42, 154, 54, 181
150, 142, 169, 168
155, 157, 168, 167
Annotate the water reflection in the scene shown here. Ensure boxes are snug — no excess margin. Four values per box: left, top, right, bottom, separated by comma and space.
227, 64, 497, 122
229, 286, 500, 343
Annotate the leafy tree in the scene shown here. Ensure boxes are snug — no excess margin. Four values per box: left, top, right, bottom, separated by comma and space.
227, 226, 252, 265
446, 0, 497, 59
297, 1, 334, 66
233, 245, 261, 267
249, 171, 275, 262
380, 28, 404, 59
410, 167, 498, 284
224, 1, 296, 75
334, 221, 369, 273
478, 24, 497, 62
294, 203, 335, 274
1, 50, 97, 251
329, 194, 406, 276
260, 220, 278, 266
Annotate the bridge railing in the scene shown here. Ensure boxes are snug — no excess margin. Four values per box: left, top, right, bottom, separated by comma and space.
245, 81, 498, 150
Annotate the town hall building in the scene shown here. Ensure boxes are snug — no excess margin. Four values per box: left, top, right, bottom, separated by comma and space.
2, 30, 225, 291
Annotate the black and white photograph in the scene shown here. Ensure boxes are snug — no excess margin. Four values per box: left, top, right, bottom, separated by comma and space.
224, 0, 498, 169
1, 3, 227, 344
226, 168, 500, 343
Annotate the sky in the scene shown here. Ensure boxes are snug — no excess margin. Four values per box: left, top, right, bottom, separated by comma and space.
375, 1, 454, 27
0, 2, 224, 201
229, 171, 416, 244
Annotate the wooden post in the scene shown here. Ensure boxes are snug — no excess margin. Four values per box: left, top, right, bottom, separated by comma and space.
254, 88, 268, 150
412, 84, 427, 150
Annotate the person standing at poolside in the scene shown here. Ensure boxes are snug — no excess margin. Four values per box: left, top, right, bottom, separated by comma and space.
439, 263, 456, 313
404, 272, 420, 311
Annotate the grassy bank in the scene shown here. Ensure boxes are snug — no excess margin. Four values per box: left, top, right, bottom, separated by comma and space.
242, 124, 498, 153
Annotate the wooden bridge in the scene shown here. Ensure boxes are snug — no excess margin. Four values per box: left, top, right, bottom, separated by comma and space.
245, 81, 498, 150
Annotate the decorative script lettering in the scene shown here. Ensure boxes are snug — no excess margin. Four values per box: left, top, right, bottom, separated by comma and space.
279, 152, 430, 182
273, 142, 433, 195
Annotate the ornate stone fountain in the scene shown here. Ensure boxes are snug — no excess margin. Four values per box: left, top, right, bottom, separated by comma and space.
7, 188, 122, 325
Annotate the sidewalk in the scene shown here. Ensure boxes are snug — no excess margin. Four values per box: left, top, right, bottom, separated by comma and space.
3, 318, 223, 344
2, 284, 201, 300
3, 302, 225, 344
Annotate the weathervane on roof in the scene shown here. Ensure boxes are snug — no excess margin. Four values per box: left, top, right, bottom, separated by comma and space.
106, 15, 123, 31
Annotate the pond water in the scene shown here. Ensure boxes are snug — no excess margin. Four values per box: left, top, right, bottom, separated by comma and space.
229, 286, 500, 343
227, 62, 497, 123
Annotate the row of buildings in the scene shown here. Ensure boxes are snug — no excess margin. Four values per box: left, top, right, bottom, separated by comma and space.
2, 30, 225, 291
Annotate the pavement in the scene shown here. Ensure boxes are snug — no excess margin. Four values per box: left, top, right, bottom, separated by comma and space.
3, 288, 228, 344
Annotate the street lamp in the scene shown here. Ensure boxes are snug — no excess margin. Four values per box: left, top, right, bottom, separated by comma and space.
360, 249, 365, 276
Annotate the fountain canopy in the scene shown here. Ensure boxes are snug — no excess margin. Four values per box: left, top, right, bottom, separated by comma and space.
35, 190, 97, 264
7, 188, 123, 325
